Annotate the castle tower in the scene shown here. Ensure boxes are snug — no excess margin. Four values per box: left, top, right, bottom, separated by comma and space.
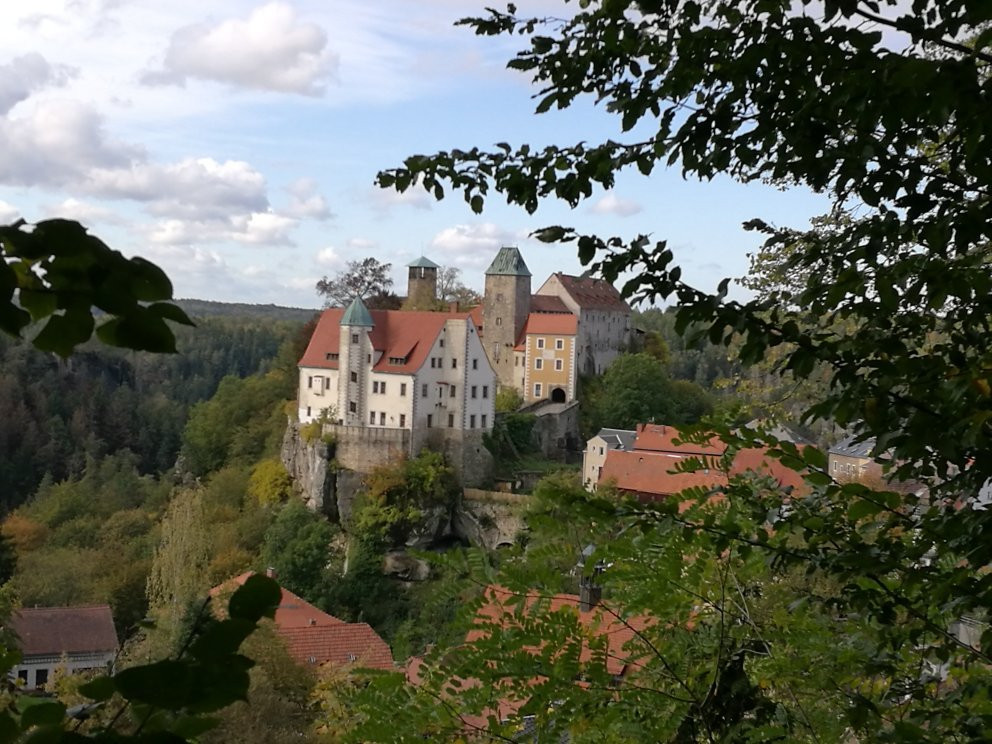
405, 256, 440, 310
338, 296, 374, 427
482, 246, 531, 389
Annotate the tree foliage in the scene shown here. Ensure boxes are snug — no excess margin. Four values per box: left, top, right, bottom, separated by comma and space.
316, 257, 397, 309
360, 0, 992, 740
0, 219, 193, 356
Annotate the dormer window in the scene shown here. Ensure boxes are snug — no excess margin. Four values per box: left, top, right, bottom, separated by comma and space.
325, 352, 339, 361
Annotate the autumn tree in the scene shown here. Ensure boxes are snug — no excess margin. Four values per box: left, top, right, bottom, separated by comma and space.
315, 257, 398, 309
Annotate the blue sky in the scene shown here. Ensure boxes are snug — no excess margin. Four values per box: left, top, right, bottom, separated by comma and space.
0, 0, 830, 309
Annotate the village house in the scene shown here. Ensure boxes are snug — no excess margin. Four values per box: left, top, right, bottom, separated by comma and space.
583, 427, 636, 489
474, 246, 631, 405
212, 571, 392, 671
9, 605, 118, 690
590, 423, 806, 500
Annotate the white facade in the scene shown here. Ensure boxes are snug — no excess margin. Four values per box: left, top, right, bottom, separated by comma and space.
299, 312, 496, 435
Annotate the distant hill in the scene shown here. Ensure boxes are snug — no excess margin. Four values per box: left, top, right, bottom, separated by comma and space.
176, 299, 319, 323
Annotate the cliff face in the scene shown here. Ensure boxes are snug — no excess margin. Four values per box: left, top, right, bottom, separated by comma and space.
280, 422, 337, 519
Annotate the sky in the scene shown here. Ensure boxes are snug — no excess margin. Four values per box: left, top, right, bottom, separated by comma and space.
0, 0, 831, 310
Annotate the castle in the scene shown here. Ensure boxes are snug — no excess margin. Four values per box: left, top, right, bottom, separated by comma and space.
295, 246, 630, 481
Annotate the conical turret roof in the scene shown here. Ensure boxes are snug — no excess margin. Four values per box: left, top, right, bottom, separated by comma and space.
485, 246, 531, 277
340, 296, 374, 327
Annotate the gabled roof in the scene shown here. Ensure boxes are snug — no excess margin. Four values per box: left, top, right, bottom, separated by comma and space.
632, 423, 726, 456
592, 428, 637, 452
529, 295, 570, 314
544, 273, 630, 312
486, 246, 531, 277
11, 606, 118, 657
299, 308, 474, 374
340, 297, 374, 327
280, 623, 393, 670
407, 256, 440, 269
211, 571, 345, 628
522, 312, 578, 337
829, 433, 876, 459
601, 449, 727, 497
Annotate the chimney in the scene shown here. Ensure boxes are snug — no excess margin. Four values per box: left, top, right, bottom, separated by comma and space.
265, 567, 277, 579
449, 301, 459, 313
579, 580, 601, 612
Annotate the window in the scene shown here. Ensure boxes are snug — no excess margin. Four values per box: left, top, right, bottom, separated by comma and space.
307, 376, 313, 389
534, 383, 542, 397
35, 669, 48, 688
306, 406, 311, 417
389, 356, 405, 365
481, 414, 488, 428
439, 338, 445, 348
535, 358, 543, 370
472, 358, 478, 370
351, 333, 359, 344
400, 383, 407, 396
427, 414, 433, 428
555, 338, 564, 350
537, 338, 545, 349
380, 381, 386, 394
469, 414, 476, 428
349, 401, 357, 413
380, 412, 386, 425
372, 381, 379, 393
555, 359, 563, 371
483, 385, 489, 398
495, 317, 502, 326
599, 447, 604, 456
431, 358, 436, 368
496, 293, 504, 302
370, 411, 376, 424
471, 385, 478, 398
399, 414, 406, 427
17, 670, 26, 683
450, 385, 457, 398
452, 358, 458, 369
422, 384, 428, 397
448, 413, 455, 427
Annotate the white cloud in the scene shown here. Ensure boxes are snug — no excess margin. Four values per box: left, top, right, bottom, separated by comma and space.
347, 237, 377, 250
315, 246, 342, 267
143, 3, 335, 96
0, 200, 20, 223
41, 197, 120, 224
0, 53, 75, 115
430, 223, 518, 269
368, 184, 432, 213
283, 178, 332, 219
589, 192, 642, 217
0, 100, 137, 187
145, 209, 297, 247
88, 157, 268, 219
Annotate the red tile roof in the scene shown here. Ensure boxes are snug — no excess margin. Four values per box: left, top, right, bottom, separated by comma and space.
632, 423, 727, 456
211, 573, 392, 671
468, 585, 652, 678
529, 295, 570, 314
11, 606, 118, 657
299, 308, 473, 374
522, 312, 578, 336
212, 571, 345, 628
547, 273, 630, 312
599, 425, 808, 499
280, 623, 393, 670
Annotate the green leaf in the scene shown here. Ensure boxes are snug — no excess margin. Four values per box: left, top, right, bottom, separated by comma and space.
78, 675, 115, 702
17, 289, 57, 321
114, 660, 193, 710
32, 310, 95, 358
227, 574, 280, 622
189, 618, 256, 661
0, 713, 17, 744
847, 499, 884, 522
801, 446, 827, 470
19, 701, 66, 730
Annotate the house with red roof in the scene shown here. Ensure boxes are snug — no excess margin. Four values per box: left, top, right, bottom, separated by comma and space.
212, 572, 393, 671
593, 423, 806, 501
9, 605, 119, 690
477, 247, 630, 405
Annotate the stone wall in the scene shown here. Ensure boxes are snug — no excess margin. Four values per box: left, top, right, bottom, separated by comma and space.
280, 421, 336, 517
452, 488, 529, 550
325, 423, 411, 472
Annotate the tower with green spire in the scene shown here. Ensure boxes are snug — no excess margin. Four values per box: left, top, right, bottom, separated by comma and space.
405, 255, 440, 310
482, 246, 531, 389
338, 296, 374, 426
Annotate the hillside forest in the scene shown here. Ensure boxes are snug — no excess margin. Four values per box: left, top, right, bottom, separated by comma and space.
0, 300, 764, 740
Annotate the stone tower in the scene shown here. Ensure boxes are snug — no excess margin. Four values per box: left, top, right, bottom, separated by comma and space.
338, 296, 374, 427
482, 246, 531, 389
405, 256, 439, 310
